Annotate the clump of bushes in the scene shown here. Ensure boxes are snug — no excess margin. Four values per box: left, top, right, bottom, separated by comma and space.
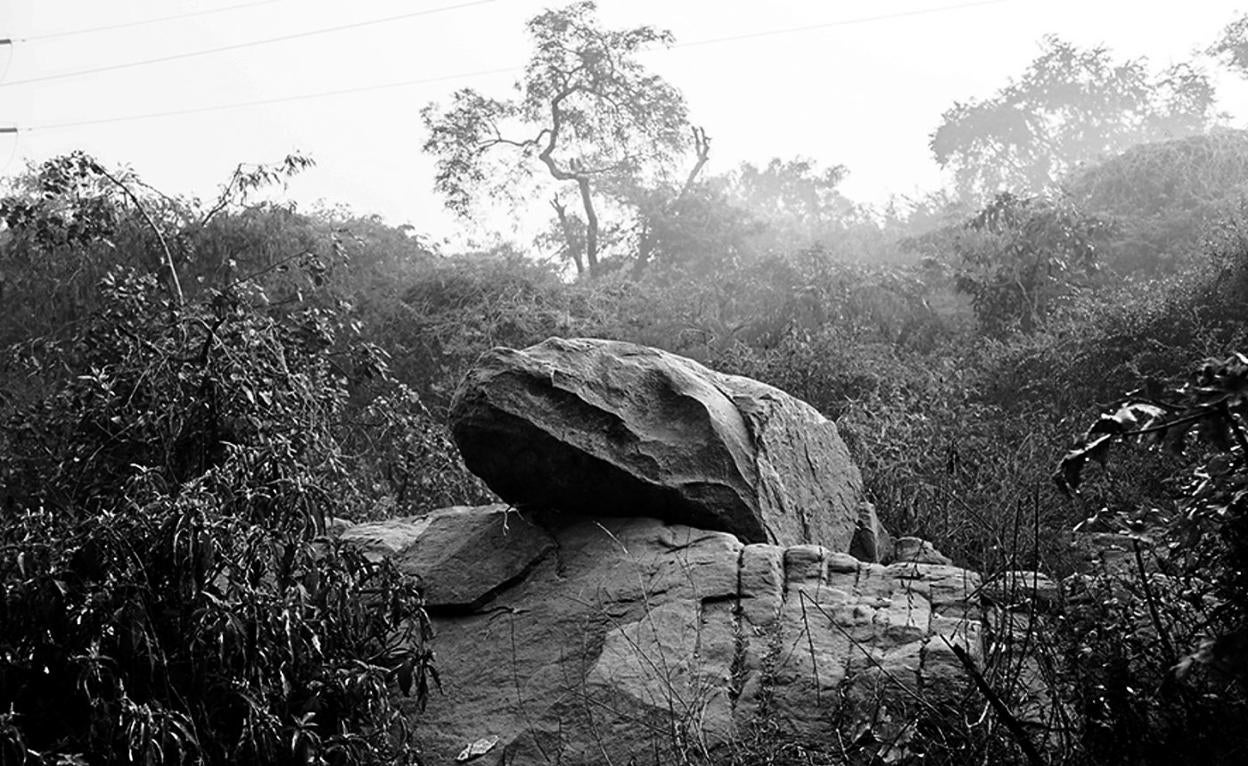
4, 129, 1247, 762
0, 270, 440, 765
1050, 351, 1248, 764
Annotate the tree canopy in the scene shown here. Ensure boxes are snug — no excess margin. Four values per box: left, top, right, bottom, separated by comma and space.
1209, 12, 1248, 78
421, 0, 698, 278
9, 8, 1248, 762
930, 35, 1220, 201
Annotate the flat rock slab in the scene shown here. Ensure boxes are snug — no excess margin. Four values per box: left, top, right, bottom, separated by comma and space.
339, 504, 554, 611
450, 337, 863, 551
345, 508, 983, 765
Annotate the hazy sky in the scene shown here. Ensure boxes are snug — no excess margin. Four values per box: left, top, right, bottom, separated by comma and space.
1, 0, 1245, 243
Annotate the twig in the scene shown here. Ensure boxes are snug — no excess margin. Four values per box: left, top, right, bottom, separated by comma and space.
943, 637, 1044, 766
91, 163, 184, 307
1132, 539, 1177, 667
222, 249, 314, 292
801, 592, 943, 718
798, 594, 822, 704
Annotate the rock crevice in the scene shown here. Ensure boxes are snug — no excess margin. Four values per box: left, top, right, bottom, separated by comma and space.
348, 509, 982, 765
341, 338, 998, 765
450, 337, 863, 551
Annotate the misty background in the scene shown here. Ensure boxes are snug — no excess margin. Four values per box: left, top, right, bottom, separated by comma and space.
4, 2, 1248, 764
2, 0, 1245, 248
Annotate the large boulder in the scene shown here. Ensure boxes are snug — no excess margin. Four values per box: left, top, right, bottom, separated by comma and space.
349, 507, 984, 766
450, 337, 863, 551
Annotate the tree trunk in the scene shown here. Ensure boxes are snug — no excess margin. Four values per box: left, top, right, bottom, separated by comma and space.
577, 176, 599, 277
631, 221, 654, 279
550, 198, 584, 277
630, 127, 710, 279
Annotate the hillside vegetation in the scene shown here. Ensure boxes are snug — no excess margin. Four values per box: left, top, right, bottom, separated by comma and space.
3, 5, 1248, 764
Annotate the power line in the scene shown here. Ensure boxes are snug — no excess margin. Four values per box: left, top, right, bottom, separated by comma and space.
0, 129, 19, 178
14, 0, 282, 43
0, 40, 12, 84
0, 0, 499, 89
23, 67, 518, 132
675, 0, 1015, 48
18, 0, 1018, 132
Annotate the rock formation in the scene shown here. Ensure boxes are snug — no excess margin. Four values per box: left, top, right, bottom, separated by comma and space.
342, 507, 982, 765
338, 338, 998, 764
450, 337, 863, 551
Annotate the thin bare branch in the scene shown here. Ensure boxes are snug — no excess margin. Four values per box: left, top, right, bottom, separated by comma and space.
92, 163, 184, 307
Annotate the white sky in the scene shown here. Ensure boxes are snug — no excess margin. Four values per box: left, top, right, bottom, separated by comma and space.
1, 0, 1246, 244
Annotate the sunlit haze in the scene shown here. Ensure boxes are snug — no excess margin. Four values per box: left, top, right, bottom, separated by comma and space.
2, 0, 1245, 244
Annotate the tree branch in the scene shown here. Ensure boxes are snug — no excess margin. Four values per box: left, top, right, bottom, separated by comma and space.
676, 126, 711, 202
945, 638, 1045, 766
537, 85, 600, 276
92, 163, 184, 307
198, 164, 244, 229
537, 88, 578, 182
576, 176, 599, 277
549, 197, 583, 276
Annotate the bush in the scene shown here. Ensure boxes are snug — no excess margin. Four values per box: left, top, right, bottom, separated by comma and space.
1050, 351, 1248, 764
0, 270, 439, 765
1066, 129, 1248, 276
948, 193, 1112, 337
373, 250, 577, 405
974, 207, 1248, 416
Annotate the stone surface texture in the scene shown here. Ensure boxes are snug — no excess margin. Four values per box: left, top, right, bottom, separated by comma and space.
352, 508, 984, 766
849, 501, 894, 563
449, 337, 864, 551
891, 536, 953, 566
339, 504, 553, 610
984, 568, 1065, 744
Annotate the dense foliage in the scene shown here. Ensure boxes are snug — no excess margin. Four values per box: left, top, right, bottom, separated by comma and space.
931, 35, 1220, 201
949, 192, 1112, 335
0, 270, 438, 765
422, 0, 698, 277
4, 7, 1248, 764
1050, 351, 1248, 764
1066, 128, 1248, 275
0, 154, 486, 765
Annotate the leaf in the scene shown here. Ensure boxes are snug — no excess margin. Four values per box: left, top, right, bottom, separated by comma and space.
397, 657, 414, 697
1199, 414, 1234, 451
1089, 402, 1166, 437
1057, 400, 1186, 494
456, 735, 500, 762
1206, 454, 1236, 477
1055, 432, 1114, 494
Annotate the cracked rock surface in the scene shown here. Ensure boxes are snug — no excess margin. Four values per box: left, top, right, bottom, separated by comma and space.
351, 508, 983, 766
450, 337, 863, 551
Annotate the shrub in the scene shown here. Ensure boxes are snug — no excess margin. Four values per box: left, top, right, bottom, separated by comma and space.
949, 193, 1112, 337
1050, 352, 1248, 764
375, 250, 576, 405
1066, 129, 1248, 276
0, 269, 438, 765
974, 206, 1248, 417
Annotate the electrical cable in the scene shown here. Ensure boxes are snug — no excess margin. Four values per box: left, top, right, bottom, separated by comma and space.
17, 0, 1019, 132
0, 40, 13, 84
0, 129, 20, 177
24, 66, 518, 132
674, 0, 1016, 49
15, 0, 282, 43
0, 0, 499, 89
